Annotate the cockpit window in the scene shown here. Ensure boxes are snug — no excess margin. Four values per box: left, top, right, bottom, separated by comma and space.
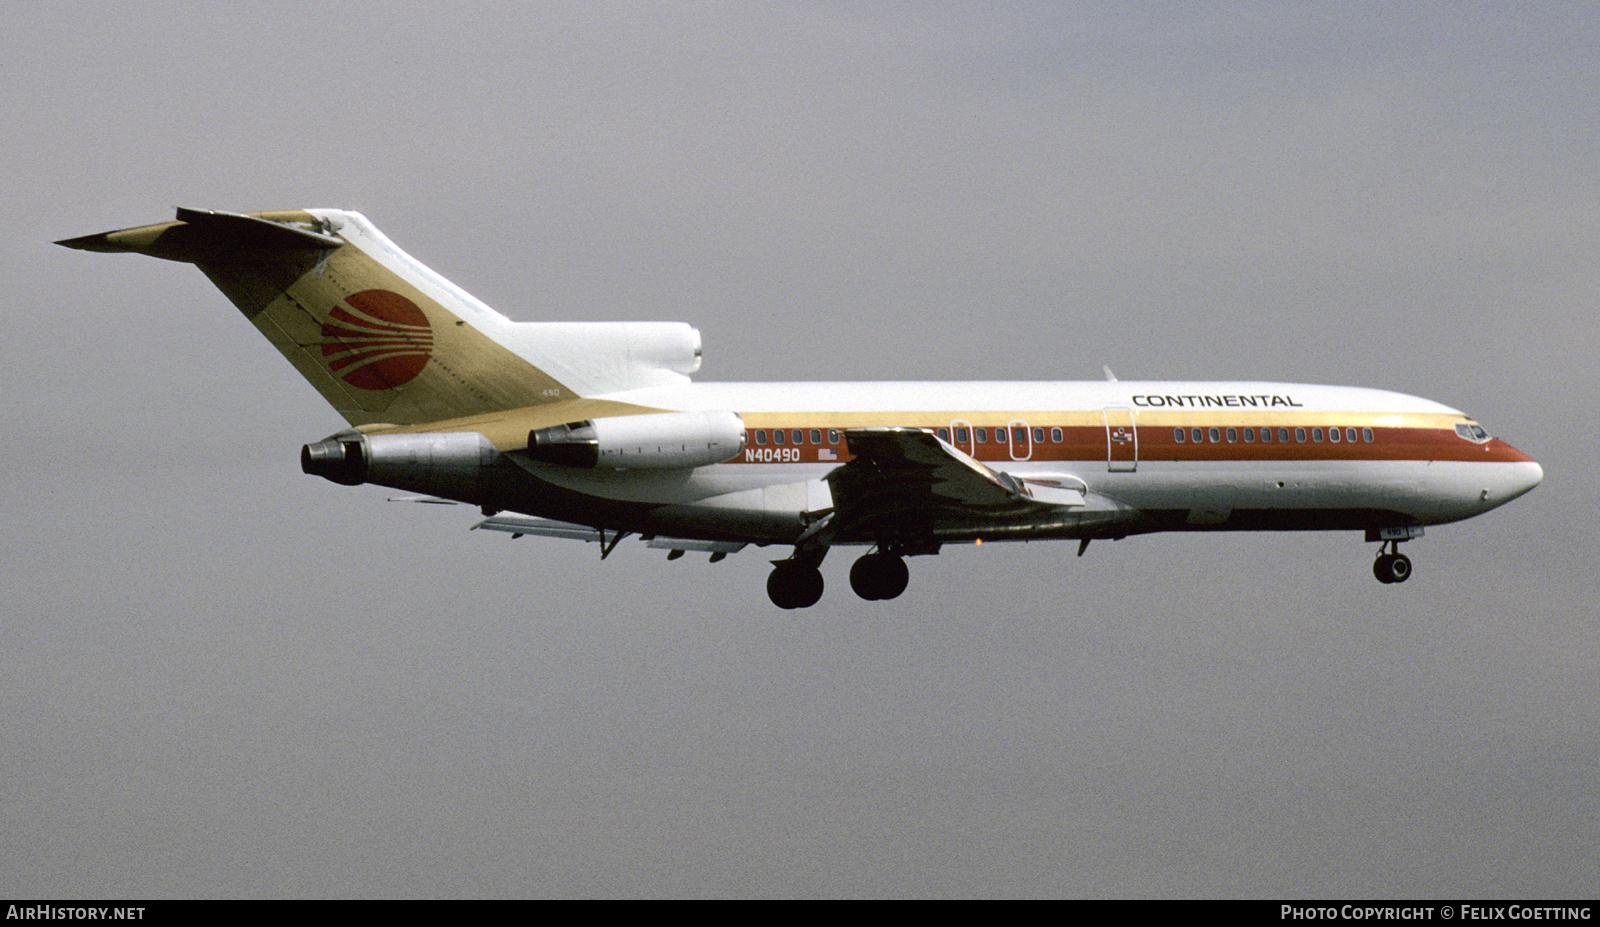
1455, 422, 1490, 443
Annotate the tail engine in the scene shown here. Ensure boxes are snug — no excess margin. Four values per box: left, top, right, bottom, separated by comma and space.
301, 431, 500, 499
527, 411, 746, 469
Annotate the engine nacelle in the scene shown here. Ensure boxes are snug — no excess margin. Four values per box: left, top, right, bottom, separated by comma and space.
301, 430, 500, 499
494, 322, 704, 392
527, 411, 746, 469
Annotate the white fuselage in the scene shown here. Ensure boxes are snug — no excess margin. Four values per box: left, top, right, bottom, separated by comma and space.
513, 379, 1542, 545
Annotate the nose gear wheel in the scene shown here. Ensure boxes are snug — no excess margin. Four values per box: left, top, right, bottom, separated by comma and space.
1372, 540, 1413, 584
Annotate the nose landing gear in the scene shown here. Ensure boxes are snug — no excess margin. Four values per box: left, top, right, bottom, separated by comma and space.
1368, 526, 1423, 585
1372, 541, 1413, 584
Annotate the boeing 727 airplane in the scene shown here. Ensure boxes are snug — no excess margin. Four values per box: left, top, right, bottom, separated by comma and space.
59, 209, 1542, 608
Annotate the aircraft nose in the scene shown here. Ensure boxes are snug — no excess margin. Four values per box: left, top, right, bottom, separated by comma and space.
1510, 460, 1544, 498
1487, 441, 1542, 504
1480, 457, 1542, 511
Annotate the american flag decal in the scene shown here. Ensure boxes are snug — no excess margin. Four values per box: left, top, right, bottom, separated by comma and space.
320, 289, 434, 391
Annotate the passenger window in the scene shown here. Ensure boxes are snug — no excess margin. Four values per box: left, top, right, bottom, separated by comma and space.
1032, 427, 1045, 443
1260, 427, 1271, 443
1312, 428, 1324, 442
937, 428, 950, 441
1051, 427, 1063, 442
1244, 428, 1255, 442
1363, 428, 1374, 443
1013, 427, 1026, 443
810, 429, 821, 445
1192, 428, 1204, 443
755, 430, 767, 445
774, 430, 785, 445
1295, 428, 1306, 442
1174, 428, 1186, 443
955, 428, 969, 443
1226, 428, 1238, 443
975, 428, 987, 443
1209, 428, 1221, 443
1329, 428, 1341, 443
829, 429, 840, 444
1346, 428, 1358, 443
793, 430, 804, 445
1279, 428, 1290, 443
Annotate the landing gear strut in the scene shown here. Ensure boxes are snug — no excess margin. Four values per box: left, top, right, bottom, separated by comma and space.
1372, 541, 1412, 584
849, 552, 908, 601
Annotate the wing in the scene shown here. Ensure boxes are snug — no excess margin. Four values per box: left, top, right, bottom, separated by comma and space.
819, 427, 1085, 548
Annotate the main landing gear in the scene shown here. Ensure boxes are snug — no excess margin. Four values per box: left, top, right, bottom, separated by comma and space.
849, 552, 908, 601
766, 548, 911, 608
1372, 540, 1413, 584
767, 558, 825, 609
767, 545, 827, 610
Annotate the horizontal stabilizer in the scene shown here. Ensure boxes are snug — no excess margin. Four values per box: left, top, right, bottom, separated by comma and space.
174, 208, 345, 250
56, 208, 342, 262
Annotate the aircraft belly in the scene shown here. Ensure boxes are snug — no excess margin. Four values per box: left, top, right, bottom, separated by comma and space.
450, 449, 1530, 543
1083, 459, 1526, 528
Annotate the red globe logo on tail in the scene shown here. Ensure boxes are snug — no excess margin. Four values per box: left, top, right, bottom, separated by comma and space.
320, 289, 434, 390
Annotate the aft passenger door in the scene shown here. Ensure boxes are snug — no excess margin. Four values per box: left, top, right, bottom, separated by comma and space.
1103, 407, 1138, 472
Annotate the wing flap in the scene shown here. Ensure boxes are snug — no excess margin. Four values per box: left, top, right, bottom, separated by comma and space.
472, 514, 746, 553
473, 515, 606, 541
1017, 476, 1088, 508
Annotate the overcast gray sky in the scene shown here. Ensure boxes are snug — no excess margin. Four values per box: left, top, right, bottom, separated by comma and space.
3, 1, 1595, 898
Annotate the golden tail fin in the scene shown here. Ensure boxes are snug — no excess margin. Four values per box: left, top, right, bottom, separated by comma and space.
59, 209, 702, 426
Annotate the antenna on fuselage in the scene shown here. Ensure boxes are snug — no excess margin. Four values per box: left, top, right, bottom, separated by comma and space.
1103, 365, 1118, 382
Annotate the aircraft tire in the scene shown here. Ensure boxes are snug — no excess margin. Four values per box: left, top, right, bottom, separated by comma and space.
850, 553, 909, 601
1388, 553, 1412, 583
1374, 554, 1394, 583
768, 563, 824, 609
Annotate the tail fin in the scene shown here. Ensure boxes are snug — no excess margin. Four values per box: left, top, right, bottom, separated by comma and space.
58, 209, 702, 426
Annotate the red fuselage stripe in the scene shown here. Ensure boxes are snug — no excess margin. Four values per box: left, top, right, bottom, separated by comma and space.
730, 425, 1533, 465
